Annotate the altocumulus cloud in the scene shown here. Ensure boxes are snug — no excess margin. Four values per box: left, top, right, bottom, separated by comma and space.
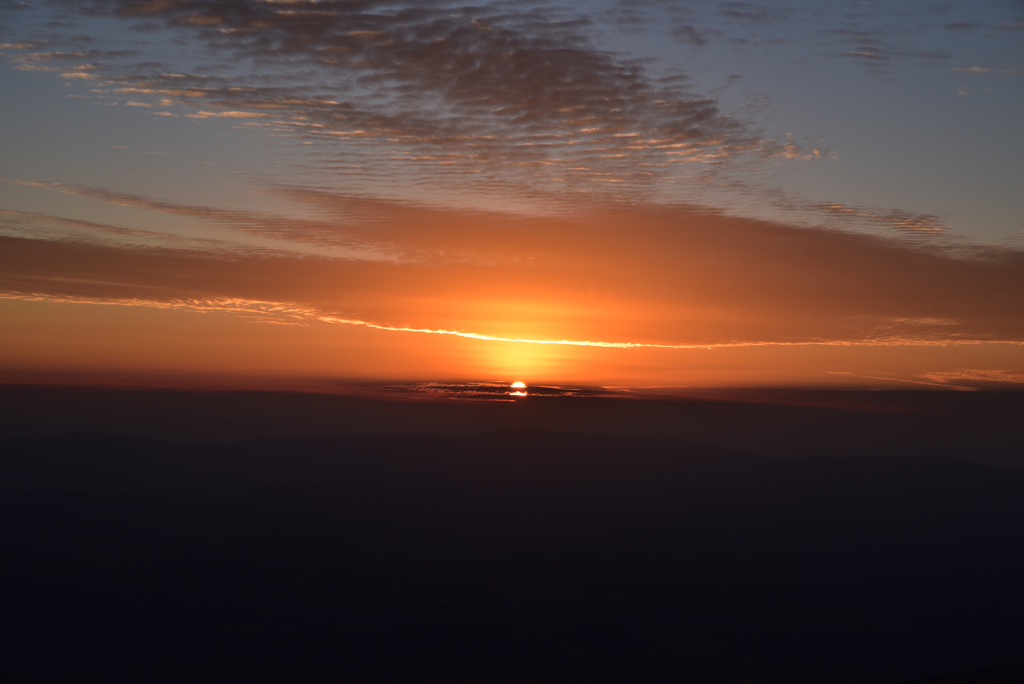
27, 0, 806, 193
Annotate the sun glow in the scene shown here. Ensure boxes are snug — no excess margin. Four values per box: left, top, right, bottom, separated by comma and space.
511, 381, 526, 388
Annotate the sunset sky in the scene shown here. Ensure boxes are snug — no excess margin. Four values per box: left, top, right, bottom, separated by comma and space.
1, 0, 1022, 390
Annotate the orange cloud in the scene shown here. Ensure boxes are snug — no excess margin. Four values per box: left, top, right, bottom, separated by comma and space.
919, 369, 1024, 386
2, 188, 1023, 351
185, 110, 272, 119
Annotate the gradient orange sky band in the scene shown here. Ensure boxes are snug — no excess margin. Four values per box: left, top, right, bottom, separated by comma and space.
1, 0, 1022, 390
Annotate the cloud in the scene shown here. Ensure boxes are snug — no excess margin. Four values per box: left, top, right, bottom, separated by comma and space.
30, 0, 816, 194
919, 369, 1024, 386
2, 1, 1020, 358
716, 2, 788, 26
2, 185, 1023, 349
0, 204, 257, 253
812, 5, 1002, 75
185, 110, 271, 118
20, 0, 1006, 198
844, 45, 890, 63
953, 66, 1021, 75
669, 24, 709, 47
945, 21, 983, 31
0, 178, 389, 257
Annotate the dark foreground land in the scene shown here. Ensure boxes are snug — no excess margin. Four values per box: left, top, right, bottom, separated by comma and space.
3, 384, 1024, 469
3, 418, 1024, 683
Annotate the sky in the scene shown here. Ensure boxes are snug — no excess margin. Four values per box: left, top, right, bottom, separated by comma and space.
1, 0, 1022, 390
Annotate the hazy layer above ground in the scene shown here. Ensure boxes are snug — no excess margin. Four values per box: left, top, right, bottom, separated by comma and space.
1, 384, 1022, 467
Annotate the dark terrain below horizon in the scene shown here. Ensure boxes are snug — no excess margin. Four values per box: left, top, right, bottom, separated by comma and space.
2, 383, 1023, 465
2, 385, 1024, 682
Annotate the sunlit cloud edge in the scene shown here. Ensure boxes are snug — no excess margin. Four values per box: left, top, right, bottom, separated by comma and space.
4, 291, 1021, 351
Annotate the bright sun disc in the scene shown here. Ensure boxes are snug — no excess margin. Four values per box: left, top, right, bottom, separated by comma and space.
511, 381, 526, 388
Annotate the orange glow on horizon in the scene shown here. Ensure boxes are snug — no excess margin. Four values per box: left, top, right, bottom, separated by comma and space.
2, 296, 1024, 391
2, 195, 1024, 392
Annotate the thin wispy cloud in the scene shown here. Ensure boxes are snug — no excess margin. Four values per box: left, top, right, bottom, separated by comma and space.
919, 369, 1024, 386
2, 187, 1022, 349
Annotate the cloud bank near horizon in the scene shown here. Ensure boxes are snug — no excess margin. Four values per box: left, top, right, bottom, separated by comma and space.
2, 182, 1022, 350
